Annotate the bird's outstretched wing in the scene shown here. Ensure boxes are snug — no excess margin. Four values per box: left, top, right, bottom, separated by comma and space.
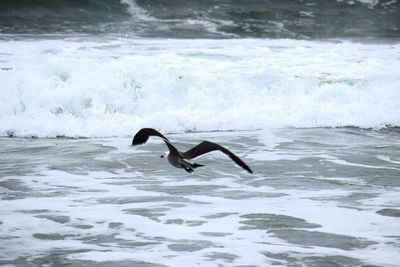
132, 128, 170, 145
132, 128, 179, 154
182, 141, 253, 173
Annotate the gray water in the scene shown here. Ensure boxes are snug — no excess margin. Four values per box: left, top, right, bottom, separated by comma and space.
0, 0, 399, 39
1, 128, 399, 266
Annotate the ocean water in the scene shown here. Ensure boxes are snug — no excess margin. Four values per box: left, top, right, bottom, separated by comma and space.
1, 129, 400, 266
1, 38, 400, 137
1, 0, 400, 266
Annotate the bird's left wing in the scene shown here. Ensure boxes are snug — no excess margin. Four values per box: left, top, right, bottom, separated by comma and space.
132, 128, 170, 145
132, 128, 180, 155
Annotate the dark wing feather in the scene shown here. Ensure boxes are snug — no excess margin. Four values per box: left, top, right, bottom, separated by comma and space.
132, 128, 170, 145
162, 140, 180, 155
182, 141, 253, 174
132, 128, 179, 154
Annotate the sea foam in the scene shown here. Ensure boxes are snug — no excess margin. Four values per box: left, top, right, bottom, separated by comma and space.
1, 38, 399, 137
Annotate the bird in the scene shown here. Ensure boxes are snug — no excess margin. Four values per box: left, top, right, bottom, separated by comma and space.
132, 128, 253, 174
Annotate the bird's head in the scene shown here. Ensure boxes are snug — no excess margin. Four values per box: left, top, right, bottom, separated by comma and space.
160, 151, 169, 159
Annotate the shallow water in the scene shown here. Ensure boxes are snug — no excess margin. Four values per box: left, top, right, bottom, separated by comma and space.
1, 128, 399, 266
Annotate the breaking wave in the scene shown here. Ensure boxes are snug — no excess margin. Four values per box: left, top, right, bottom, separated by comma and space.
1, 38, 400, 137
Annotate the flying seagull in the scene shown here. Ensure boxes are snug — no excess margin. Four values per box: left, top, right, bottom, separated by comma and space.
132, 128, 253, 174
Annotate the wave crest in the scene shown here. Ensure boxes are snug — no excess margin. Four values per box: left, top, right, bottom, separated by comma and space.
1, 39, 400, 137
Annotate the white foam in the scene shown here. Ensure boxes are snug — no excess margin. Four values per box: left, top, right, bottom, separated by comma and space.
1, 38, 400, 137
1, 135, 400, 266
377, 155, 400, 164
325, 158, 400, 170
119, 0, 152, 21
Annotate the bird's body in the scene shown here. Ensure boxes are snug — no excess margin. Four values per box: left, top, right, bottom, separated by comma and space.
166, 154, 203, 173
132, 128, 252, 174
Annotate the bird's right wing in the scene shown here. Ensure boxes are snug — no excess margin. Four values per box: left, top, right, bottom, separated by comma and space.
182, 141, 253, 173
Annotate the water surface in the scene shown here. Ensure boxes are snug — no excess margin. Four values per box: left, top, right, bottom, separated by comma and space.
1, 128, 399, 266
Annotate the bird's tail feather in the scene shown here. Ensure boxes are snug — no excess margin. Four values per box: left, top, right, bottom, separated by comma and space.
191, 163, 204, 169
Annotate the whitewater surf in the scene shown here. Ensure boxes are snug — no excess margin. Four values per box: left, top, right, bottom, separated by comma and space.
1, 1, 400, 266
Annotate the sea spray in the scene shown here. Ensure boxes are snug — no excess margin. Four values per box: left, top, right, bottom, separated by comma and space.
1, 38, 399, 137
